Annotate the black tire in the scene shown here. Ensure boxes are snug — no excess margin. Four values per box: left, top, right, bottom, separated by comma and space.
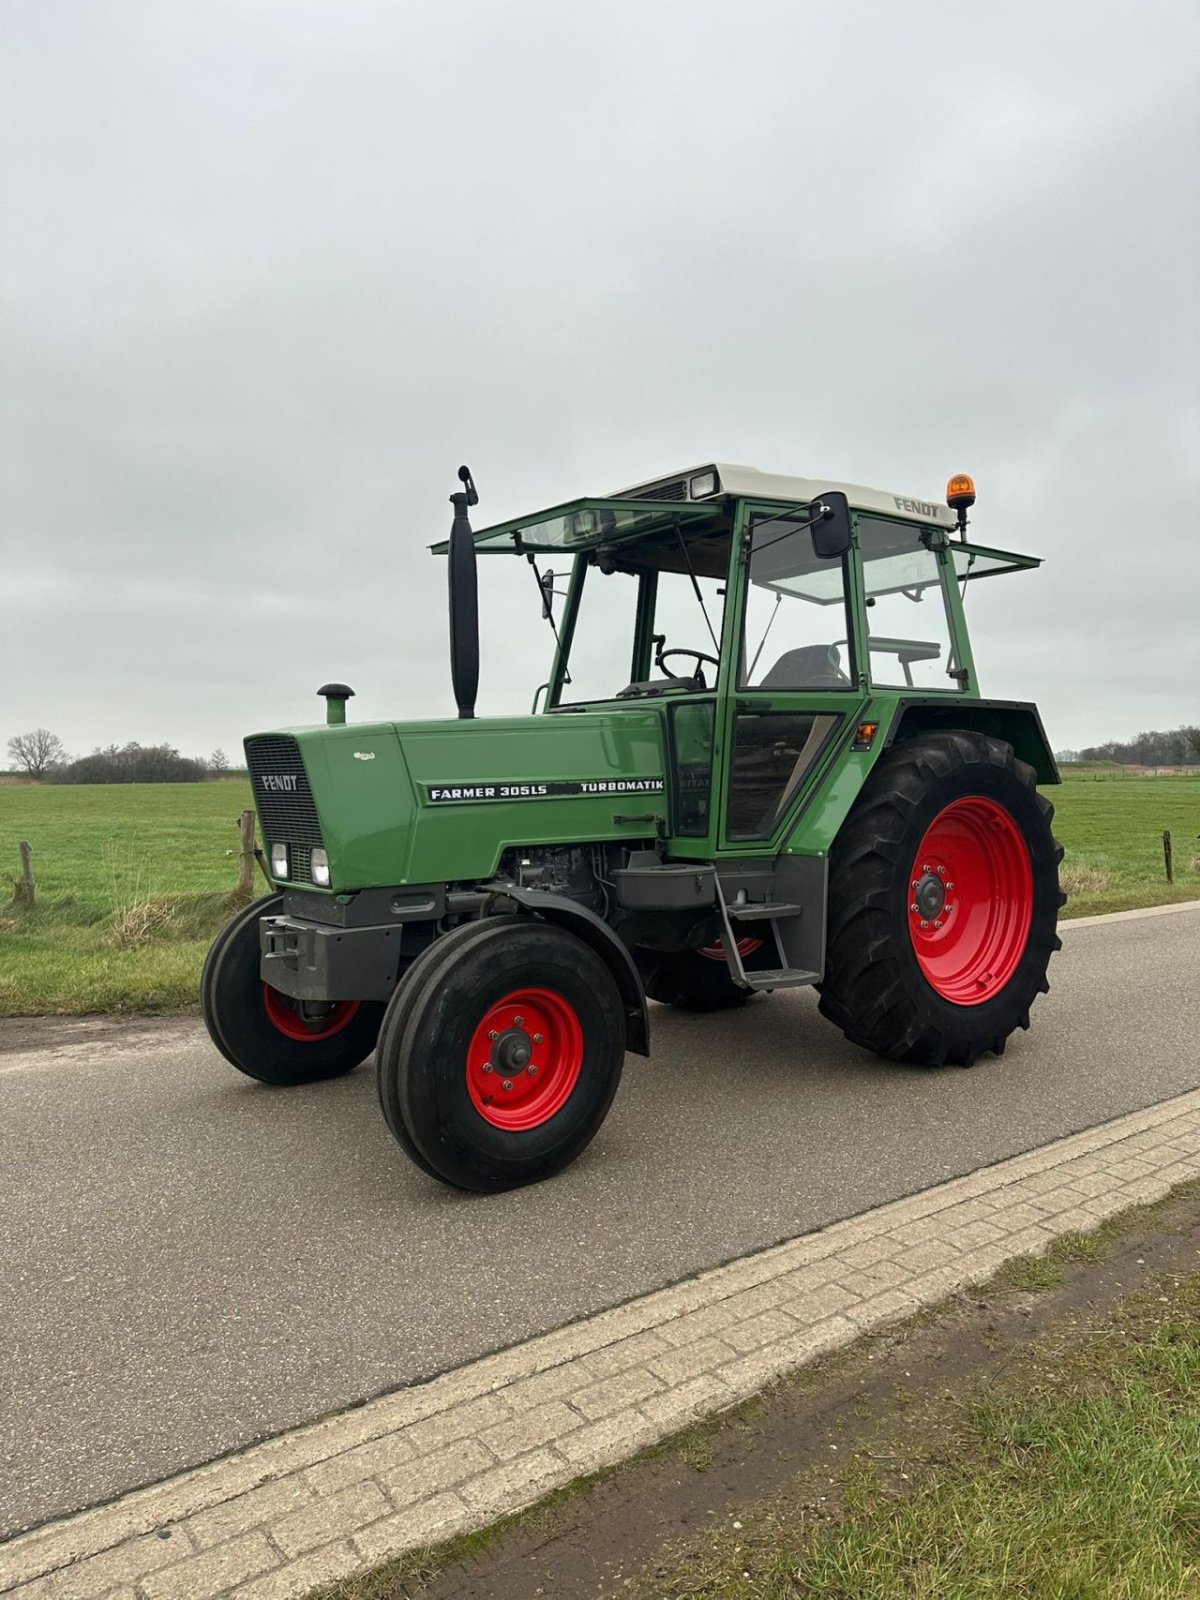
639, 947, 751, 1013
817, 729, 1064, 1068
202, 896, 385, 1085
377, 916, 626, 1191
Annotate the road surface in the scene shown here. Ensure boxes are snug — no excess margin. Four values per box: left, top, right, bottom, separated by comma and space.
1, 906, 1197, 1537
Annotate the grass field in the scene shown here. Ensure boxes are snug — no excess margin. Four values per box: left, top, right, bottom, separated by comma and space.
0, 769, 1197, 1017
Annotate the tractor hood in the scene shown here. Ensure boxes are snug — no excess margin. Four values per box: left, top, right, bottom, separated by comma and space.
244, 709, 667, 894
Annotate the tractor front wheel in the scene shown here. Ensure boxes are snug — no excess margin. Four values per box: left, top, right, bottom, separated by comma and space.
376, 917, 626, 1191
201, 894, 385, 1084
817, 730, 1063, 1067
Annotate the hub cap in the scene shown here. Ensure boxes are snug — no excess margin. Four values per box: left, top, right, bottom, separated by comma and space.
907, 796, 1033, 1005
466, 987, 583, 1130
262, 985, 360, 1041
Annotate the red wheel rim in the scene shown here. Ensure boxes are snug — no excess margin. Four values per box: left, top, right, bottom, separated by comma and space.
262, 984, 360, 1042
465, 987, 583, 1131
907, 796, 1033, 1005
699, 936, 763, 962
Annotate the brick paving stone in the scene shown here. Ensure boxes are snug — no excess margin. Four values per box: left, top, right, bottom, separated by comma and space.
303, 1428, 416, 1499
140, 1532, 278, 1600
647, 1337, 740, 1389
479, 1400, 581, 1461
402, 1393, 515, 1457
720, 1309, 799, 1354
555, 1407, 663, 1469
189, 1479, 316, 1551
53, 1530, 195, 1600
271, 1481, 389, 1560
717, 1316, 857, 1398
640, 1373, 738, 1432
381, 1438, 492, 1507
570, 1365, 666, 1421
226, 1540, 362, 1600
578, 1329, 672, 1381
654, 1299, 745, 1349
351, 1494, 474, 1565
457, 1449, 567, 1515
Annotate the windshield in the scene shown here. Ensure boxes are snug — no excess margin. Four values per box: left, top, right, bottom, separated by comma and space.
553, 527, 729, 706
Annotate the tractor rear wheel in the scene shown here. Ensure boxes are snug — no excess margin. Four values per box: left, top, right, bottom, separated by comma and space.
640, 938, 756, 1012
376, 917, 626, 1191
817, 729, 1063, 1067
201, 894, 384, 1084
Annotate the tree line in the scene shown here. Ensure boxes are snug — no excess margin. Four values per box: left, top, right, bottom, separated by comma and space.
5, 729, 237, 783
1072, 726, 1200, 767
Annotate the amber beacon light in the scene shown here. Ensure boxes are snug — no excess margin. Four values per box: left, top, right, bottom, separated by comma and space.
946, 472, 976, 537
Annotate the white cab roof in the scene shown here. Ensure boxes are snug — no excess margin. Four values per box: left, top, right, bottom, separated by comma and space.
613, 462, 957, 530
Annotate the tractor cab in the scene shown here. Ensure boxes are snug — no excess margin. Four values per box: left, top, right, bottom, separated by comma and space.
445, 464, 1043, 850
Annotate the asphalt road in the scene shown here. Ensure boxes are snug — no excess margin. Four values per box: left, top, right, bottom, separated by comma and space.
2, 906, 1198, 1538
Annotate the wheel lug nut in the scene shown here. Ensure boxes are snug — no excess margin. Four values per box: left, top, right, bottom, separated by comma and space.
921, 864, 931, 873
482, 1062, 493, 1073
532, 1033, 544, 1043
502, 1078, 513, 1091
911, 902, 919, 913
937, 865, 946, 875
488, 1030, 499, 1041
527, 1064, 537, 1076
946, 882, 955, 890
920, 920, 929, 930
513, 1016, 524, 1026
934, 920, 943, 929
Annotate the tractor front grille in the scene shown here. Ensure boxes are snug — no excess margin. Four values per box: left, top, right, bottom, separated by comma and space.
244, 735, 325, 886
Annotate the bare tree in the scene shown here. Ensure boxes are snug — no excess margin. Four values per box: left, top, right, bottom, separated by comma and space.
210, 747, 230, 774
1182, 726, 1200, 761
6, 729, 66, 778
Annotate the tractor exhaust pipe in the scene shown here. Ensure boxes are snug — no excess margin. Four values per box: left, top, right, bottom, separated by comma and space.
447, 464, 480, 720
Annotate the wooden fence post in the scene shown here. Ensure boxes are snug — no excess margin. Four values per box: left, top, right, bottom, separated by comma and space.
14, 841, 35, 907
1163, 829, 1173, 884
237, 810, 257, 897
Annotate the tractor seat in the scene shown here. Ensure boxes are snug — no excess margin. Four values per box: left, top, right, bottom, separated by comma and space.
759, 643, 849, 690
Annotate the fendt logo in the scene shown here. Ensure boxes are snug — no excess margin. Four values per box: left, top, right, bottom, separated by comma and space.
260, 774, 299, 793
894, 495, 938, 517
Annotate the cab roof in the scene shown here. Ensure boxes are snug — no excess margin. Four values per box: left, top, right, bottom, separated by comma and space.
433, 461, 958, 558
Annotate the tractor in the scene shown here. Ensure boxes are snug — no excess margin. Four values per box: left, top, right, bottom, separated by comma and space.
201, 463, 1064, 1190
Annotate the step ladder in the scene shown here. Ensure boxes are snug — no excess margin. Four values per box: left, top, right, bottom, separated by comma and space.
714, 876, 819, 993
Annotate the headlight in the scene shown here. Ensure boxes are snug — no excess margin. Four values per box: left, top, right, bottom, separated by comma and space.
269, 842, 289, 879
310, 848, 331, 888
689, 470, 719, 499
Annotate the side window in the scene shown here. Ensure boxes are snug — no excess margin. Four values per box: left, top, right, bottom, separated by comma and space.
740, 516, 854, 691
858, 518, 960, 691
726, 710, 840, 840
559, 564, 639, 705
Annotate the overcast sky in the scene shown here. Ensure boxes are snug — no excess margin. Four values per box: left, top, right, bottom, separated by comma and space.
3, 0, 1198, 761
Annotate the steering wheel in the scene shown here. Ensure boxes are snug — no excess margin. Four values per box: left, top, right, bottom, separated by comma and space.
657, 647, 720, 688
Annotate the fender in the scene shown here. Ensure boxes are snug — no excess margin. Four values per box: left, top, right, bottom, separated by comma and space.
497, 884, 650, 1056
887, 698, 1060, 786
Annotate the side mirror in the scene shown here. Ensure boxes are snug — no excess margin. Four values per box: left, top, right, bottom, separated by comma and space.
809, 490, 852, 560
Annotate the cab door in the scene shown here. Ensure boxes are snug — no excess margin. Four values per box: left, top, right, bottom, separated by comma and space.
716, 501, 866, 853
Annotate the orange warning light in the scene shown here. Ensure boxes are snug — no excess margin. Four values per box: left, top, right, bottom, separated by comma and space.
946, 473, 976, 511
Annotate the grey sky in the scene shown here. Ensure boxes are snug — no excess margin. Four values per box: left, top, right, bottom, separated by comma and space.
3, 0, 1198, 760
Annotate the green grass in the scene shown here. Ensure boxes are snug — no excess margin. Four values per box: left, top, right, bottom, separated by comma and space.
613, 1271, 1200, 1600
0, 767, 1197, 1016
0, 780, 254, 1015
1054, 768, 1200, 919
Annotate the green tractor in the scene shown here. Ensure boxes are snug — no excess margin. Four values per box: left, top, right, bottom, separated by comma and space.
202, 463, 1064, 1191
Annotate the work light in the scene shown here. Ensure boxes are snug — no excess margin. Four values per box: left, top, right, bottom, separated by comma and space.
269, 842, 289, 879
689, 470, 719, 499
310, 848, 331, 888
